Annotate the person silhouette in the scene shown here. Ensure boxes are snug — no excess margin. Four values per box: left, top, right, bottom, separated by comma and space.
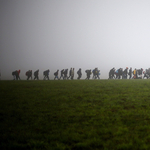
43, 69, 50, 80
34, 70, 39, 80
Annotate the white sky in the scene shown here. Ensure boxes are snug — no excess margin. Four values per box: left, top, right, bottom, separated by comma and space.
1, 0, 150, 80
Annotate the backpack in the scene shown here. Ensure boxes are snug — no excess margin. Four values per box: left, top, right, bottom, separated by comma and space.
12, 71, 15, 76
43, 71, 46, 75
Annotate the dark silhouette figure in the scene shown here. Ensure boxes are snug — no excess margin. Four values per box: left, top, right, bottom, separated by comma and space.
34, 70, 39, 80
59, 69, 64, 80
122, 67, 128, 79
115, 68, 123, 79
92, 68, 96, 79
12, 70, 21, 80
143, 70, 148, 79
54, 70, 59, 80
93, 68, 100, 79
12, 70, 17, 80
128, 67, 132, 79
136, 68, 143, 79
43, 69, 50, 80
71, 68, 75, 80
109, 68, 115, 79
77, 68, 82, 79
67, 68, 72, 79
85, 69, 92, 80
16, 70, 21, 80
63, 69, 68, 80
26, 70, 32, 80
119, 68, 123, 79
96, 69, 100, 79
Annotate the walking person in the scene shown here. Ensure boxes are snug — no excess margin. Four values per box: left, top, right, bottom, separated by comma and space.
128, 67, 132, 79
26, 70, 32, 80
16, 70, 21, 80
123, 67, 128, 79
59, 69, 64, 80
85, 69, 92, 80
71, 68, 75, 80
12, 70, 16, 80
54, 70, 59, 80
67, 68, 72, 79
34, 69, 39, 80
12, 70, 20, 80
43, 69, 50, 80
77, 68, 82, 79
109, 68, 115, 79
63, 69, 68, 80
92, 68, 96, 79
133, 68, 137, 79
96, 69, 100, 79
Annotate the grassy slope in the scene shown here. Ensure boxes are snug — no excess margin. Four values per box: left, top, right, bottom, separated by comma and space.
1, 80, 150, 149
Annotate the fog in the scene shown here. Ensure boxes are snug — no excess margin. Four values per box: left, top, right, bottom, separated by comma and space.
1, 0, 150, 80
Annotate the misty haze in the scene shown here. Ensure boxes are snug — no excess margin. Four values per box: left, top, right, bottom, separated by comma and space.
1, 0, 150, 80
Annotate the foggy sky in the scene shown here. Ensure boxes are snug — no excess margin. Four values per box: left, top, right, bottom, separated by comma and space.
1, 0, 150, 80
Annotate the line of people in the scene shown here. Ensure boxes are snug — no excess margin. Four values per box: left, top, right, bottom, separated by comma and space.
108, 67, 148, 79
11, 67, 101, 80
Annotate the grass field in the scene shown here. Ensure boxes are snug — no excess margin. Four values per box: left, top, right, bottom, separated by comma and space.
1, 79, 150, 150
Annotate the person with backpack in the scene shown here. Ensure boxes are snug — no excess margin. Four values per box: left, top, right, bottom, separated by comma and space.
67, 68, 72, 79
109, 68, 115, 79
26, 70, 32, 80
136, 68, 143, 79
77, 68, 82, 79
12, 70, 16, 80
34, 70, 39, 80
143, 70, 149, 79
85, 69, 92, 80
96, 69, 100, 79
59, 69, 64, 80
54, 70, 59, 80
123, 67, 128, 79
63, 69, 68, 80
43, 69, 50, 80
15, 70, 21, 80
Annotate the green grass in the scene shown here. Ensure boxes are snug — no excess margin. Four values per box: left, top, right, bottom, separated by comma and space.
1, 79, 150, 149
